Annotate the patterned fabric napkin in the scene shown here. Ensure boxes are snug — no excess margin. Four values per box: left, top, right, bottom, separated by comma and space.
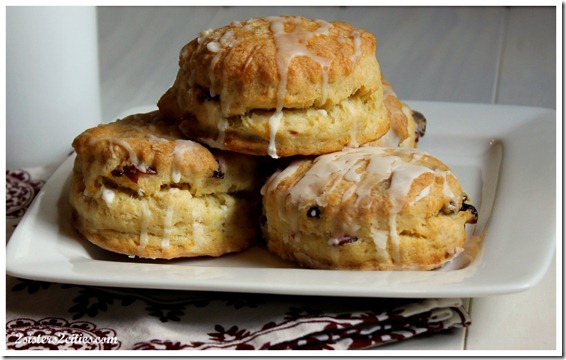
5, 164, 471, 351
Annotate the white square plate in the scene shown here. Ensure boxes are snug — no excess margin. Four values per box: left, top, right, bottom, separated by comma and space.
6, 102, 557, 298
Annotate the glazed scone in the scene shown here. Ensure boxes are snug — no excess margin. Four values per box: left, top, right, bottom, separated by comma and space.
70, 111, 267, 259
261, 146, 478, 270
158, 15, 390, 158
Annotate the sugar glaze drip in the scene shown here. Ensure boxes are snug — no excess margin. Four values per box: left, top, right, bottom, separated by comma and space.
265, 16, 333, 158
80, 121, 213, 255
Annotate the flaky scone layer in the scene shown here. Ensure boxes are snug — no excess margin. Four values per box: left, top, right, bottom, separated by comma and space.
70, 171, 261, 259
176, 89, 390, 157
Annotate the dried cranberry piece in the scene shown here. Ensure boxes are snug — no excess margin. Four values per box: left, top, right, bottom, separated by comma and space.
328, 235, 358, 246
123, 165, 139, 183
111, 165, 157, 184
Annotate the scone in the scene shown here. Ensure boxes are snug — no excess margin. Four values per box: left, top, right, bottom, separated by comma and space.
261, 146, 478, 270
369, 79, 426, 148
70, 111, 267, 259
158, 15, 391, 158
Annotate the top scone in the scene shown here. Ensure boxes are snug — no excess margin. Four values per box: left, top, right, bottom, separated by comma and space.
158, 16, 391, 158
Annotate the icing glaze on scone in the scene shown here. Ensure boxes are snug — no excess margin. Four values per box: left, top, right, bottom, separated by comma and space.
262, 146, 478, 270
266, 16, 334, 157
158, 16, 390, 157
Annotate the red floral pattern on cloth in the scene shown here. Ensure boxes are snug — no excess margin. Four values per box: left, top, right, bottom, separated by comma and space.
6, 169, 44, 219
130, 299, 470, 350
6, 277, 471, 351
5, 166, 472, 351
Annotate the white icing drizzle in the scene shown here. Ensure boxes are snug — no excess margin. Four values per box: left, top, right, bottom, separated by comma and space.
342, 101, 359, 147
171, 170, 181, 184
348, 127, 359, 148
350, 30, 362, 63
211, 30, 238, 97
385, 160, 435, 260
370, 228, 388, 251
161, 196, 175, 251
401, 103, 413, 124
101, 188, 115, 205
138, 201, 151, 251
216, 116, 229, 145
243, 44, 262, 70
107, 138, 149, 173
327, 238, 341, 246
197, 29, 213, 44
380, 82, 403, 147
267, 111, 283, 158
206, 41, 222, 53
265, 16, 333, 158
373, 128, 398, 147
267, 147, 459, 263
146, 134, 170, 143
208, 52, 222, 98
441, 172, 456, 207
199, 27, 242, 144
410, 186, 431, 206
380, 82, 417, 148
169, 139, 201, 183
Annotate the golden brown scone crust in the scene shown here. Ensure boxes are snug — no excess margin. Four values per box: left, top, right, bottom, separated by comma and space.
70, 111, 267, 259
164, 16, 381, 115
261, 147, 478, 270
158, 16, 390, 157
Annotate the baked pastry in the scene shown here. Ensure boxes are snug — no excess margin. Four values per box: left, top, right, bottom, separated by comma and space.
70, 111, 267, 259
261, 146, 478, 270
158, 15, 391, 158
368, 79, 426, 148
